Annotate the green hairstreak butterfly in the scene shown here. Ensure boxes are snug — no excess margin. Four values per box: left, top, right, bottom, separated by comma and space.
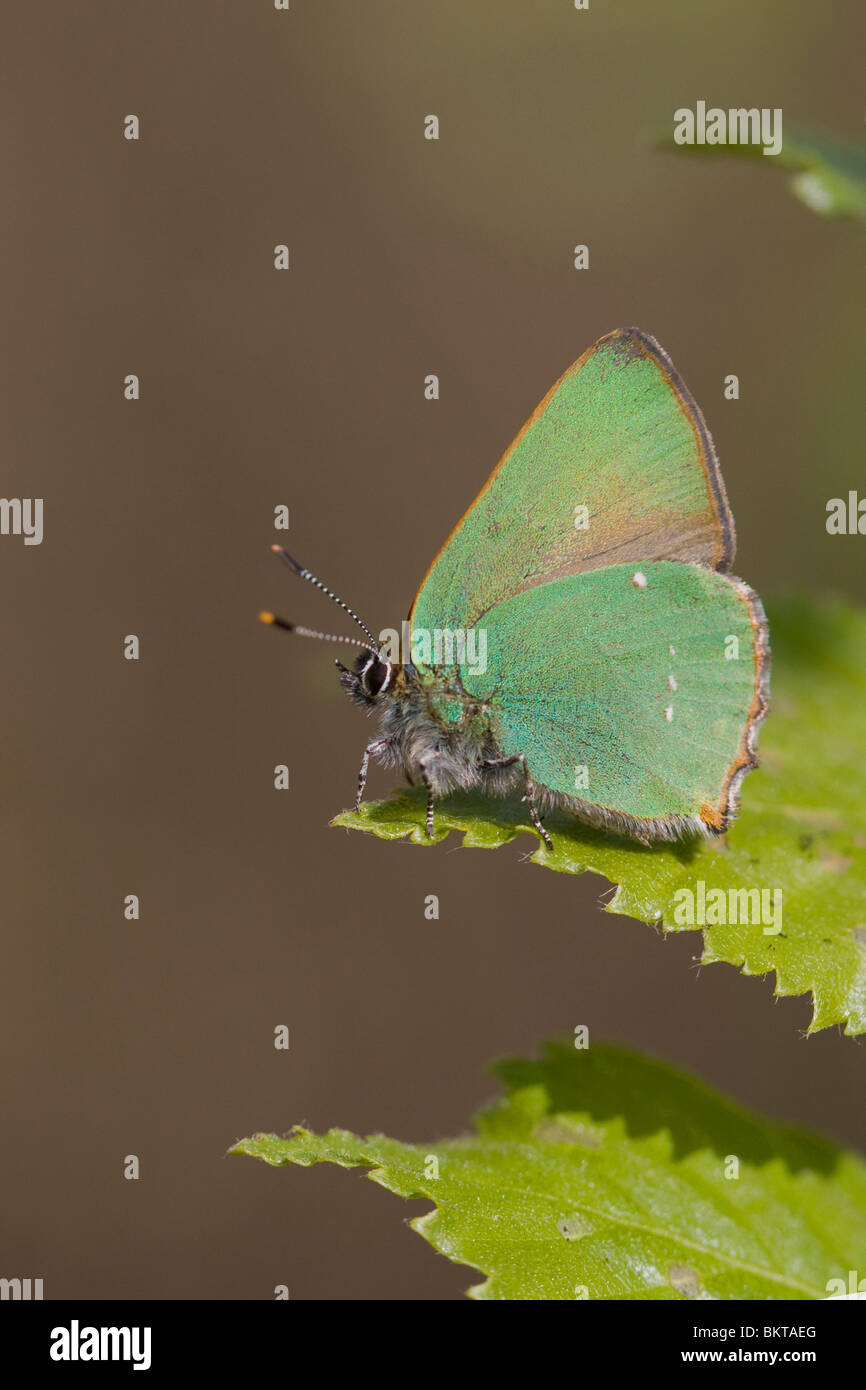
261, 328, 770, 848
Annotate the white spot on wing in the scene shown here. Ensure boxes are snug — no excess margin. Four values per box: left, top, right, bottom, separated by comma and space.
668, 675, 677, 691
664, 705, 673, 722
631, 571, 648, 588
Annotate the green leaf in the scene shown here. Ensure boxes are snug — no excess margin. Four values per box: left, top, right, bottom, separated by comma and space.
230, 1040, 866, 1300
333, 599, 866, 1036
659, 126, 866, 224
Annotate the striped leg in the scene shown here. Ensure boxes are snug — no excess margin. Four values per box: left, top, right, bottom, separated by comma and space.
481, 753, 553, 850
355, 740, 389, 812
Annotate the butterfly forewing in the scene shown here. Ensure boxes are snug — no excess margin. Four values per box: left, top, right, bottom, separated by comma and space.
411, 328, 735, 636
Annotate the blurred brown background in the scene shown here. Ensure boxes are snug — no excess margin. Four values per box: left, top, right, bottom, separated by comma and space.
1, 1, 864, 1300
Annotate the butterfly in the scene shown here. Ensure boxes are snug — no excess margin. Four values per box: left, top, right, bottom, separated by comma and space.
261, 328, 770, 849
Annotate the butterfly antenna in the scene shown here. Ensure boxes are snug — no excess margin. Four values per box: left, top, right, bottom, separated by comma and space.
271, 546, 378, 648
258, 612, 376, 654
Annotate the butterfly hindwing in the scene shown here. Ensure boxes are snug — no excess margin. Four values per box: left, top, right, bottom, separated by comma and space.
459, 562, 769, 835
411, 328, 734, 636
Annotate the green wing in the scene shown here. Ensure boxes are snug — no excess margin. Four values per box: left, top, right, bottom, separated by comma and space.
461, 562, 769, 834
411, 329, 734, 636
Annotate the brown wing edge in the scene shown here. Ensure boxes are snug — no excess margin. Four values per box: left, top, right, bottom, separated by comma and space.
623, 327, 736, 574
410, 327, 737, 621
534, 573, 770, 844
698, 575, 771, 834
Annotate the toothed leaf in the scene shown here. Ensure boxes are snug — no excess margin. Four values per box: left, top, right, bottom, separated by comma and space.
231, 1042, 866, 1300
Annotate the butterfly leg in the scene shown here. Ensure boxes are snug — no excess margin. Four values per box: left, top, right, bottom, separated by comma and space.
355, 739, 390, 812
421, 775, 436, 839
481, 754, 554, 851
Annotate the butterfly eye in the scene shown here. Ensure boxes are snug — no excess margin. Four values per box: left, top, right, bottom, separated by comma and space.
361, 656, 391, 697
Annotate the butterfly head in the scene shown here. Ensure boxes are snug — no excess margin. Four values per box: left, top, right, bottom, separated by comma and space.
337, 649, 393, 708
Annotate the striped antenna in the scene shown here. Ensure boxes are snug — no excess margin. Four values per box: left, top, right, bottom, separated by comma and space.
271, 546, 378, 648
258, 612, 376, 654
